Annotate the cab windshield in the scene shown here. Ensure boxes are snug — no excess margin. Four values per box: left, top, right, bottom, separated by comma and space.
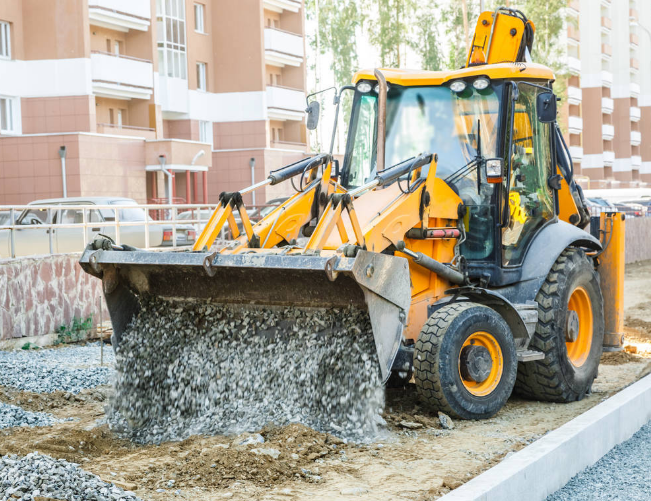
342, 82, 504, 196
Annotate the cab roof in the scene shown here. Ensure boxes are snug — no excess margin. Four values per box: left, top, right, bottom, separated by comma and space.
352, 63, 555, 87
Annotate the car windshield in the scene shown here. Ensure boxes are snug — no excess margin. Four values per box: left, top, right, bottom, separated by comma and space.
99, 200, 150, 222
342, 82, 503, 191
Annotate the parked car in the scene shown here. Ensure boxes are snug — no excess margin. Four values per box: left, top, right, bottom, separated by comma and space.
614, 202, 644, 218
586, 197, 619, 217
621, 198, 651, 216
0, 197, 165, 258
177, 209, 214, 233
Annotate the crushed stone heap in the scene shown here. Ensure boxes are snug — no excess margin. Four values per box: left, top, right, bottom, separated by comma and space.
107, 296, 385, 443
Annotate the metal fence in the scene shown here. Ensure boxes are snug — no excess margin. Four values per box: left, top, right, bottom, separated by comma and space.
0, 203, 221, 259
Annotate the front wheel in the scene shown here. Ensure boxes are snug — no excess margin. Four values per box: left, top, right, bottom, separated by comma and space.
515, 249, 604, 402
414, 302, 518, 419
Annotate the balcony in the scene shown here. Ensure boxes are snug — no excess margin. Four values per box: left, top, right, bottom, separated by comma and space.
91, 52, 153, 100
631, 82, 641, 98
264, 28, 304, 67
567, 0, 579, 16
96, 123, 156, 139
568, 86, 582, 105
266, 85, 305, 121
632, 155, 642, 168
603, 150, 615, 166
601, 71, 613, 87
631, 58, 639, 71
271, 140, 307, 151
630, 8, 639, 22
263, 0, 301, 13
88, 0, 151, 32
568, 116, 583, 134
570, 146, 583, 162
568, 26, 580, 43
567, 56, 581, 75
631, 106, 641, 122
602, 124, 615, 140
601, 17, 611, 33
631, 33, 639, 46
631, 130, 642, 146
601, 43, 612, 57
602, 97, 614, 114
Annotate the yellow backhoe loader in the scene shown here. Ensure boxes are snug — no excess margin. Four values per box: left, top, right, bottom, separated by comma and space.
81, 8, 625, 419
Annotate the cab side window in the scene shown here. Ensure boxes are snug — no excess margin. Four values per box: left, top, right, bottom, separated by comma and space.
502, 84, 555, 266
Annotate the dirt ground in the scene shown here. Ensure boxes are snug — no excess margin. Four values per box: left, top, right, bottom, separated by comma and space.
2, 262, 651, 501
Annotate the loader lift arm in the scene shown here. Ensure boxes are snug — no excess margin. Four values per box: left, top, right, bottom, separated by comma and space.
192, 154, 332, 252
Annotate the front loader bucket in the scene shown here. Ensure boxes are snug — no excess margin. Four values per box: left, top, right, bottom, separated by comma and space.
79, 248, 411, 382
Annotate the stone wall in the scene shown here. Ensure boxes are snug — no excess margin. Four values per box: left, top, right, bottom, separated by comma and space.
0, 253, 103, 343
625, 217, 651, 264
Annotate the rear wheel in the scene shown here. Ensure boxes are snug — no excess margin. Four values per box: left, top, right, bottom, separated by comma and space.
515, 249, 604, 402
414, 303, 518, 419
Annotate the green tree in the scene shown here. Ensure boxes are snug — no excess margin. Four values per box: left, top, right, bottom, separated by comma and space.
366, 0, 416, 68
409, 2, 443, 71
444, 0, 478, 69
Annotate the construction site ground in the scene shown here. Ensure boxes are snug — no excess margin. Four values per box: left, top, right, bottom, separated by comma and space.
2, 261, 651, 501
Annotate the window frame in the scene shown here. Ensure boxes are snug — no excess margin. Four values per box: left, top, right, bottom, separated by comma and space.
196, 61, 207, 91
0, 21, 10, 59
156, 0, 188, 79
199, 120, 213, 148
194, 3, 205, 33
0, 96, 19, 135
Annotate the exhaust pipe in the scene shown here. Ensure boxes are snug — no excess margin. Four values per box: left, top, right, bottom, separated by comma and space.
374, 69, 388, 173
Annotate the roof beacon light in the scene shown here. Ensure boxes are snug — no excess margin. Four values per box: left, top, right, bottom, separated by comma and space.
473, 77, 490, 90
357, 82, 372, 93
450, 80, 467, 93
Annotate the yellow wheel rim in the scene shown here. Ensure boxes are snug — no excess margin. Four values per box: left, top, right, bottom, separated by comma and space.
566, 286, 593, 367
458, 331, 504, 397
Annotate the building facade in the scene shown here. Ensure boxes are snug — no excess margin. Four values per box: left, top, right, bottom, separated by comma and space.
0, 0, 307, 205
562, 0, 651, 189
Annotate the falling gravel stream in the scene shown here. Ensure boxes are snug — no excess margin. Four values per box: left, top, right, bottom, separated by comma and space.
107, 296, 386, 444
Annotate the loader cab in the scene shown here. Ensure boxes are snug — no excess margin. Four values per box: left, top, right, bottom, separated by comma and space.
342, 72, 560, 287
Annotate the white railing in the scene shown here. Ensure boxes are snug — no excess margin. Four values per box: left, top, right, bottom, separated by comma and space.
567, 86, 582, 104
0, 204, 218, 260
567, 56, 581, 75
602, 97, 614, 114
264, 28, 304, 60
88, 0, 151, 21
631, 130, 642, 145
602, 124, 615, 140
91, 53, 153, 96
631, 106, 641, 121
568, 116, 583, 134
266, 85, 305, 119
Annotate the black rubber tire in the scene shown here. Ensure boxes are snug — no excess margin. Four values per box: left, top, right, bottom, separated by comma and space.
413, 302, 518, 420
515, 249, 604, 402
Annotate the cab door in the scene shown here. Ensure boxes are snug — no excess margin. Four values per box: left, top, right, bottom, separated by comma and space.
502, 83, 556, 267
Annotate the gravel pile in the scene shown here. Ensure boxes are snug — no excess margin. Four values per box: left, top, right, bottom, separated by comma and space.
0, 452, 141, 501
108, 296, 385, 444
0, 343, 114, 394
547, 420, 651, 500
0, 402, 65, 429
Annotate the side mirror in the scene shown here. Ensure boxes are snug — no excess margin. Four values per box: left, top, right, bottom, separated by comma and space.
485, 158, 504, 184
537, 92, 557, 123
306, 101, 320, 130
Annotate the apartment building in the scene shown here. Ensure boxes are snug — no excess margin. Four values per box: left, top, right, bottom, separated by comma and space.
561, 0, 651, 189
0, 0, 307, 205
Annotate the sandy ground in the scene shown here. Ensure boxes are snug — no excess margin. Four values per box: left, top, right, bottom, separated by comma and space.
2, 262, 651, 501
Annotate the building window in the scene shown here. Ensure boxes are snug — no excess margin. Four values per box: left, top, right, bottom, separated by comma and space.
199, 120, 213, 148
0, 96, 19, 134
194, 3, 205, 33
156, 0, 187, 79
0, 21, 10, 59
196, 62, 207, 91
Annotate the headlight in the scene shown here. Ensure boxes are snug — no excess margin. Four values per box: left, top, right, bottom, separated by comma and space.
450, 80, 467, 93
473, 77, 490, 90
357, 82, 372, 93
